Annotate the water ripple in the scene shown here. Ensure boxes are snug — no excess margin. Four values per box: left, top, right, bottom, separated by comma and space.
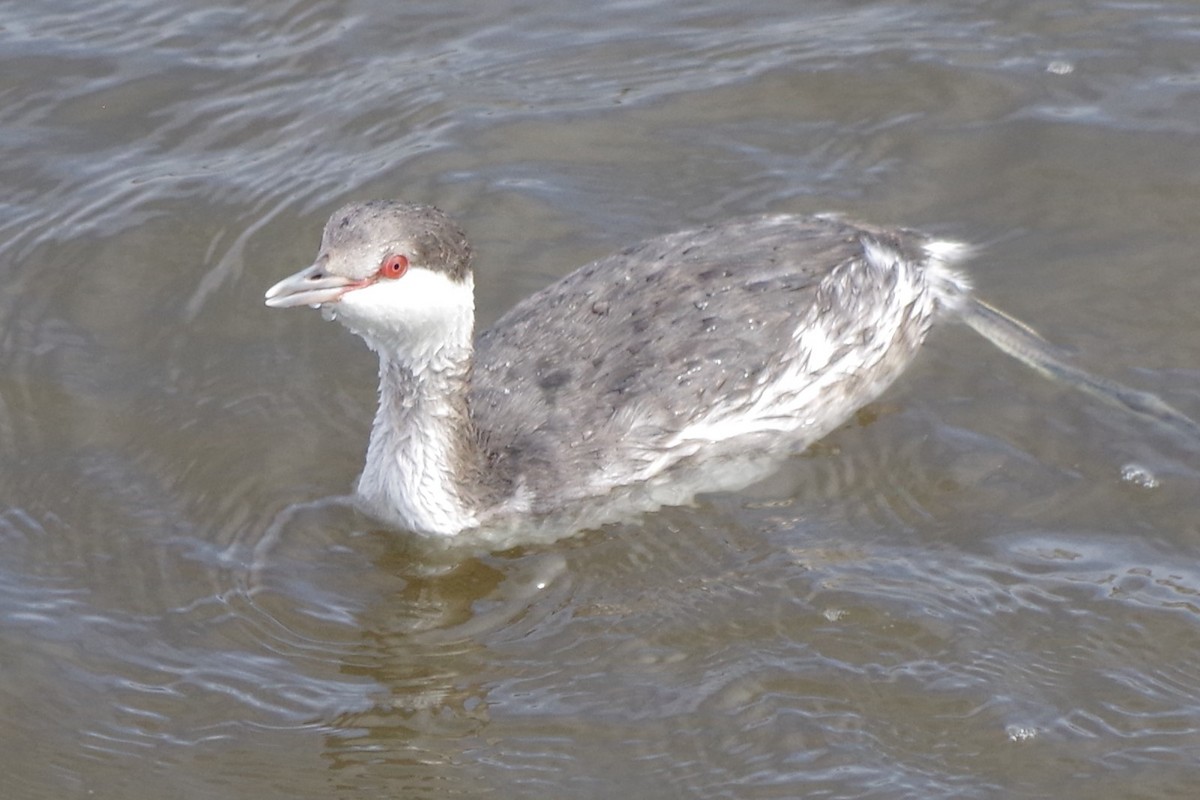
4, 0, 1200, 797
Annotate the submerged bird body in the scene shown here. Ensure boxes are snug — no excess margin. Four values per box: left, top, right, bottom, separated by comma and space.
266, 201, 972, 537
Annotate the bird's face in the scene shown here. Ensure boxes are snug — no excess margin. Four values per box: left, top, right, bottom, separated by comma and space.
265, 201, 475, 357
264, 247, 410, 309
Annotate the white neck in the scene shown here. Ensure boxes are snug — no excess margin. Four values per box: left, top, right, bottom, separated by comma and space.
356, 353, 479, 535
335, 270, 483, 536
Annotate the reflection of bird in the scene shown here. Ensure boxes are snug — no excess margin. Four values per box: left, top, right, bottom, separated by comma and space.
266, 201, 1196, 538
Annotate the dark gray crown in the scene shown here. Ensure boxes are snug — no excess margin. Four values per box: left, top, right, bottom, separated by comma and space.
321, 200, 473, 282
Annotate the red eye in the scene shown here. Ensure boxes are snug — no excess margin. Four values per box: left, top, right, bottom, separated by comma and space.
379, 254, 409, 279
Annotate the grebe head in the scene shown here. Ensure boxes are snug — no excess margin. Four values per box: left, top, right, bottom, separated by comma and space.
264, 201, 475, 360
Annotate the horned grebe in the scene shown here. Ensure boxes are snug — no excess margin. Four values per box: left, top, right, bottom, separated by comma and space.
264, 201, 1197, 538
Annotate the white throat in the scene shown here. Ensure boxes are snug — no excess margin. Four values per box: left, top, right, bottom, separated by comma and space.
331, 269, 475, 363
333, 269, 482, 536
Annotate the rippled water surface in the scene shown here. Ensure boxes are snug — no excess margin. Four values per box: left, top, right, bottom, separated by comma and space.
4, 1, 1200, 797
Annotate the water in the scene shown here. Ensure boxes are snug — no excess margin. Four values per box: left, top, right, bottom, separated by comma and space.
3, 1, 1200, 797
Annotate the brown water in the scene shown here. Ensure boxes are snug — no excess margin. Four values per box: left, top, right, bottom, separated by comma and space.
4, 1, 1200, 797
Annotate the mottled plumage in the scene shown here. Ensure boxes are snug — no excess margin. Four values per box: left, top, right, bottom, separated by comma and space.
472, 215, 969, 513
